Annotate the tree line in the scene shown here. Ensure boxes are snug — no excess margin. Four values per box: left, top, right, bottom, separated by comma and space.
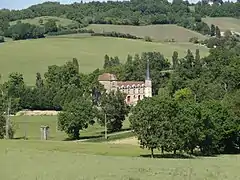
0, 0, 239, 38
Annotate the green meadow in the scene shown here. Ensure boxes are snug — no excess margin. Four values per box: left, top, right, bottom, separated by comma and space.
12, 115, 131, 141
0, 36, 209, 85
87, 24, 207, 42
1, 139, 240, 180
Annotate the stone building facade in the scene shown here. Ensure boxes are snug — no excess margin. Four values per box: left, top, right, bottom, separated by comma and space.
98, 60, 152, 105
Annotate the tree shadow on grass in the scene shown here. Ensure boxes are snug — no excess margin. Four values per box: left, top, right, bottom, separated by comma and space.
140, 152, 218, 159
99, 128, 131, 134
140, 153, 195, 159
63, 135, 103, 141
13, 136, 28, 140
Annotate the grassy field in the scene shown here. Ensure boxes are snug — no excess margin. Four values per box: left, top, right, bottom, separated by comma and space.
10, 16, 76, 27
203, 17, 240, 32
0, 36, 209, 84
2, 114, 240, 179
1, 139, 240, 180
86, 24, 207, 42
12, 115, 131, 141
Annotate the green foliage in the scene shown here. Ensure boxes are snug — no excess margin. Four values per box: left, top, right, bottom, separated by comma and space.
210, 24, 216, 36
103, 55, 121, 69
58, 97, 96, 139
130, 93, 240, 155
144, 36, 152, 42
215, 26, 221, 38
195, 2, 240, 17
98, 91, 129, 132
174, 88, 194, 101
0, 114, 5, 139
44, 19, 58, 34
129, 96, 178, 157
4, 22, 45, 40
91, 31, 141, 40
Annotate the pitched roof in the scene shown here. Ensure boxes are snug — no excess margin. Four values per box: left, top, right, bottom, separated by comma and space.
98, 73, 117, 81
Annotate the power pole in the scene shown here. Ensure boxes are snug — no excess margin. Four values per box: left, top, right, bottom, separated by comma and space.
5, 98, 11, 139
104, 113, 107, 139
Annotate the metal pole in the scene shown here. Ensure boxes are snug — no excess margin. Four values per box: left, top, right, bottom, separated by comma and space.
6, 98, 11, 139
104, 113, 107, 139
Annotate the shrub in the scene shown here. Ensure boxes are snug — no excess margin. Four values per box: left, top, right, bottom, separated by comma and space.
91, 31, 142, 40
144, 36, 152, 42
189, 37, 199, 44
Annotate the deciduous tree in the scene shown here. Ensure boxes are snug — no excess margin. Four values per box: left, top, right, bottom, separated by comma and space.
58, 97, 96, 139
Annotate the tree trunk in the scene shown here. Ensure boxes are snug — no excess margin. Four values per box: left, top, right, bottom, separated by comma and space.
151, 148, 154, 158
73, 128, 80, 140
161, 147, 164, 154
174, 149, 177, 154
191, 148, 194, 155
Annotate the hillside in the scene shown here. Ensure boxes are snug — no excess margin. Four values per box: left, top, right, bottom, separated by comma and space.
203, 17, 240, 33
0, 35, 209, 85
86, 24, 207, 42
10, 16, 76, 27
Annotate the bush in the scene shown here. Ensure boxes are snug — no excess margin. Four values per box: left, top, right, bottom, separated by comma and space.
91, 31, 142, 40
144, 36, 152, 42
189, 37, 199, 44
47, 28, 94, 36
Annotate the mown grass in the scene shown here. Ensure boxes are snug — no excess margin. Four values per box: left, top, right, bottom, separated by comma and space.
86, 24, 207, 42
1, 139, 240, 180
0, 36, 209, 85
10, 16, 76, 26
203, 17, 240, 32
12, 115, 131, 141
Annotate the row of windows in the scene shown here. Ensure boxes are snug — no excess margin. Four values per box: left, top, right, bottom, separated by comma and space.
120, 88, 143, 94
116, 85, 145, 90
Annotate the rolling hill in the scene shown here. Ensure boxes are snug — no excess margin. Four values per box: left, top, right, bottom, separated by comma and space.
0, 35, 209, 85
203, 17, 240, 33
86, 24, 207, 42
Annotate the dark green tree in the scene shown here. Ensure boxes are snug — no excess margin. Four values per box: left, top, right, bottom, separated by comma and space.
98, 90, 129, 132
129, 96, 178, 157
44, 19, 58, 33
210, 24, 216, 36
215, 26, 221, 38
58, 97, 96, 139
72, 58, 79, 73
172, 51, 178, 69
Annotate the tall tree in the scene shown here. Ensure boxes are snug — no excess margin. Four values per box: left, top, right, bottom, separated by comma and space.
72, 58, 79, 73
215, 26, 221, 38
35, 72, 44, 88
129, 96, 178, 157
58, 97, 96, 139
210, 24, 216, 36
98, 90, 129, 132
172, 51, 178, 69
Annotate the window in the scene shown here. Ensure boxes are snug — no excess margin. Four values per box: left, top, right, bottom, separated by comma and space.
138, 95, 141, 101
127, 96, 131, 103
